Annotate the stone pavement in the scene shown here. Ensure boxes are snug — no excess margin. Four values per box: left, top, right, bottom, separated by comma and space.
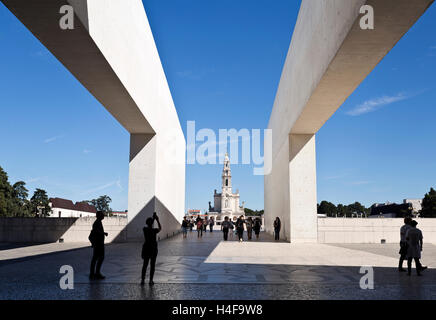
1, 230, 436, 299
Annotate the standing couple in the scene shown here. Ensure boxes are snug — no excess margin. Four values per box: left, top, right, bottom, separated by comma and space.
399, 217, 428, 276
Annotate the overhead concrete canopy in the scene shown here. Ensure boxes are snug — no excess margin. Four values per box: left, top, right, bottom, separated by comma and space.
265, 0, 434, 242
2, 0, 186, 240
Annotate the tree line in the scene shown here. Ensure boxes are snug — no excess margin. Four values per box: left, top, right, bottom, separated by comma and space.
317, 201, 369, 217
318, 187, 436, 218
244, 208, 264, 216
0, 166, 113, 217
0, 166, 50, 217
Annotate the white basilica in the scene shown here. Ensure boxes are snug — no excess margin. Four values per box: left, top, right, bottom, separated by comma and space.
208, 153, 245, 223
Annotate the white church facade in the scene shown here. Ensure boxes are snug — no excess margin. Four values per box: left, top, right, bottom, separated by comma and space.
208, 153, 245, 223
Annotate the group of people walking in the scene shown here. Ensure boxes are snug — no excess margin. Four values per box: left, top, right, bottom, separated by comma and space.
220, 216, 263, 242
182, 215, 266, 242
181, 216, 216, 238
399, 217, 427, 276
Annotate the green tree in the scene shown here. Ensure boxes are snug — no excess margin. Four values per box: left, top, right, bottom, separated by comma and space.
12, 181, 30, 217
347, 202, 366, 217
30, 188, 51, 217
0, 166, 14, 217
421, 187, 436, 217
244, 208, 264, 216
318, 201, 337, 217
87, 195, 112, 215
337, 204, 346, 217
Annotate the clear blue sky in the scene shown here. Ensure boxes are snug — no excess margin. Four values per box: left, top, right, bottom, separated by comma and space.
0, 1, 435, 212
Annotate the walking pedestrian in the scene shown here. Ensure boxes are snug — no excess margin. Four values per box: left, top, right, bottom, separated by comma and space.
181, 216, 189, 238
254, 218, 261, 240
196, 217, 203, 238
221, 217, 231, 241
203, 217, 208, 233
398, 217, 412, 272
406, 220, 428, 276
236, 215, 245, 242
246, 217, 253, 240
209, 217, 215, 232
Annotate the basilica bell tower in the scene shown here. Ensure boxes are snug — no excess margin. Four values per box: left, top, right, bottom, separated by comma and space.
221, 153, 232, 210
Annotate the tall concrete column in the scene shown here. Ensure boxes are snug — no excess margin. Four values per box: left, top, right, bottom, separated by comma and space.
289, 134, 317, 243
264, 134, 317, 242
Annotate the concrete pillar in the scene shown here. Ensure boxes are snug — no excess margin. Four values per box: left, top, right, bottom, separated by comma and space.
289, 134, 318, 243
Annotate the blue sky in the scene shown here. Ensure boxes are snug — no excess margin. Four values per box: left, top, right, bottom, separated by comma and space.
0, 1, 435, 212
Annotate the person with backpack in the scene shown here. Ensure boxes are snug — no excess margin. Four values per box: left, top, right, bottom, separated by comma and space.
236, 215, 245, 242
89, 210, 108, 280
181, 216, 189, 238
141, 212, 162, 286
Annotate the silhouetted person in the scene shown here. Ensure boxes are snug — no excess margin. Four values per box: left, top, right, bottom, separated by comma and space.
406, 220, 427, 276
89, 210, 108, 280
181, 217, 189, 238
141, 212, 162, 286
246, 217, 253, 240
254, 218, 261, 240
236, 215, 245, 242
399, 217, 412, 272
221, 216, 231, 241
274, 217, 281, 241
209, 217, 215, 232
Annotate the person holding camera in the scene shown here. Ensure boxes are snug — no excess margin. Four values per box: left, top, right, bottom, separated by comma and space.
141, 212, 162, 286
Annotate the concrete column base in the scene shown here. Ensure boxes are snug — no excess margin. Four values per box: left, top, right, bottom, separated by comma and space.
289, 134, 318, 243
127, 134, 183, 242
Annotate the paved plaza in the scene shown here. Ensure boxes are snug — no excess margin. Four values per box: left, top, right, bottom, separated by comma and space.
1, 231, 436, 299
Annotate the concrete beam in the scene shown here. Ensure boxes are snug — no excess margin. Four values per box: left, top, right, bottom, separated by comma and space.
1, 0, 186, 239
265, 0, 433, 242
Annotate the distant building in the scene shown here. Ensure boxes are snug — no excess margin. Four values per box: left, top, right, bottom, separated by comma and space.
112, 210, 128, 218
207, 153, 245, 223
369, 202, 412, 218
186, 209, 201, 216
49, 198, 97, 218
403, 199, 422, 213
